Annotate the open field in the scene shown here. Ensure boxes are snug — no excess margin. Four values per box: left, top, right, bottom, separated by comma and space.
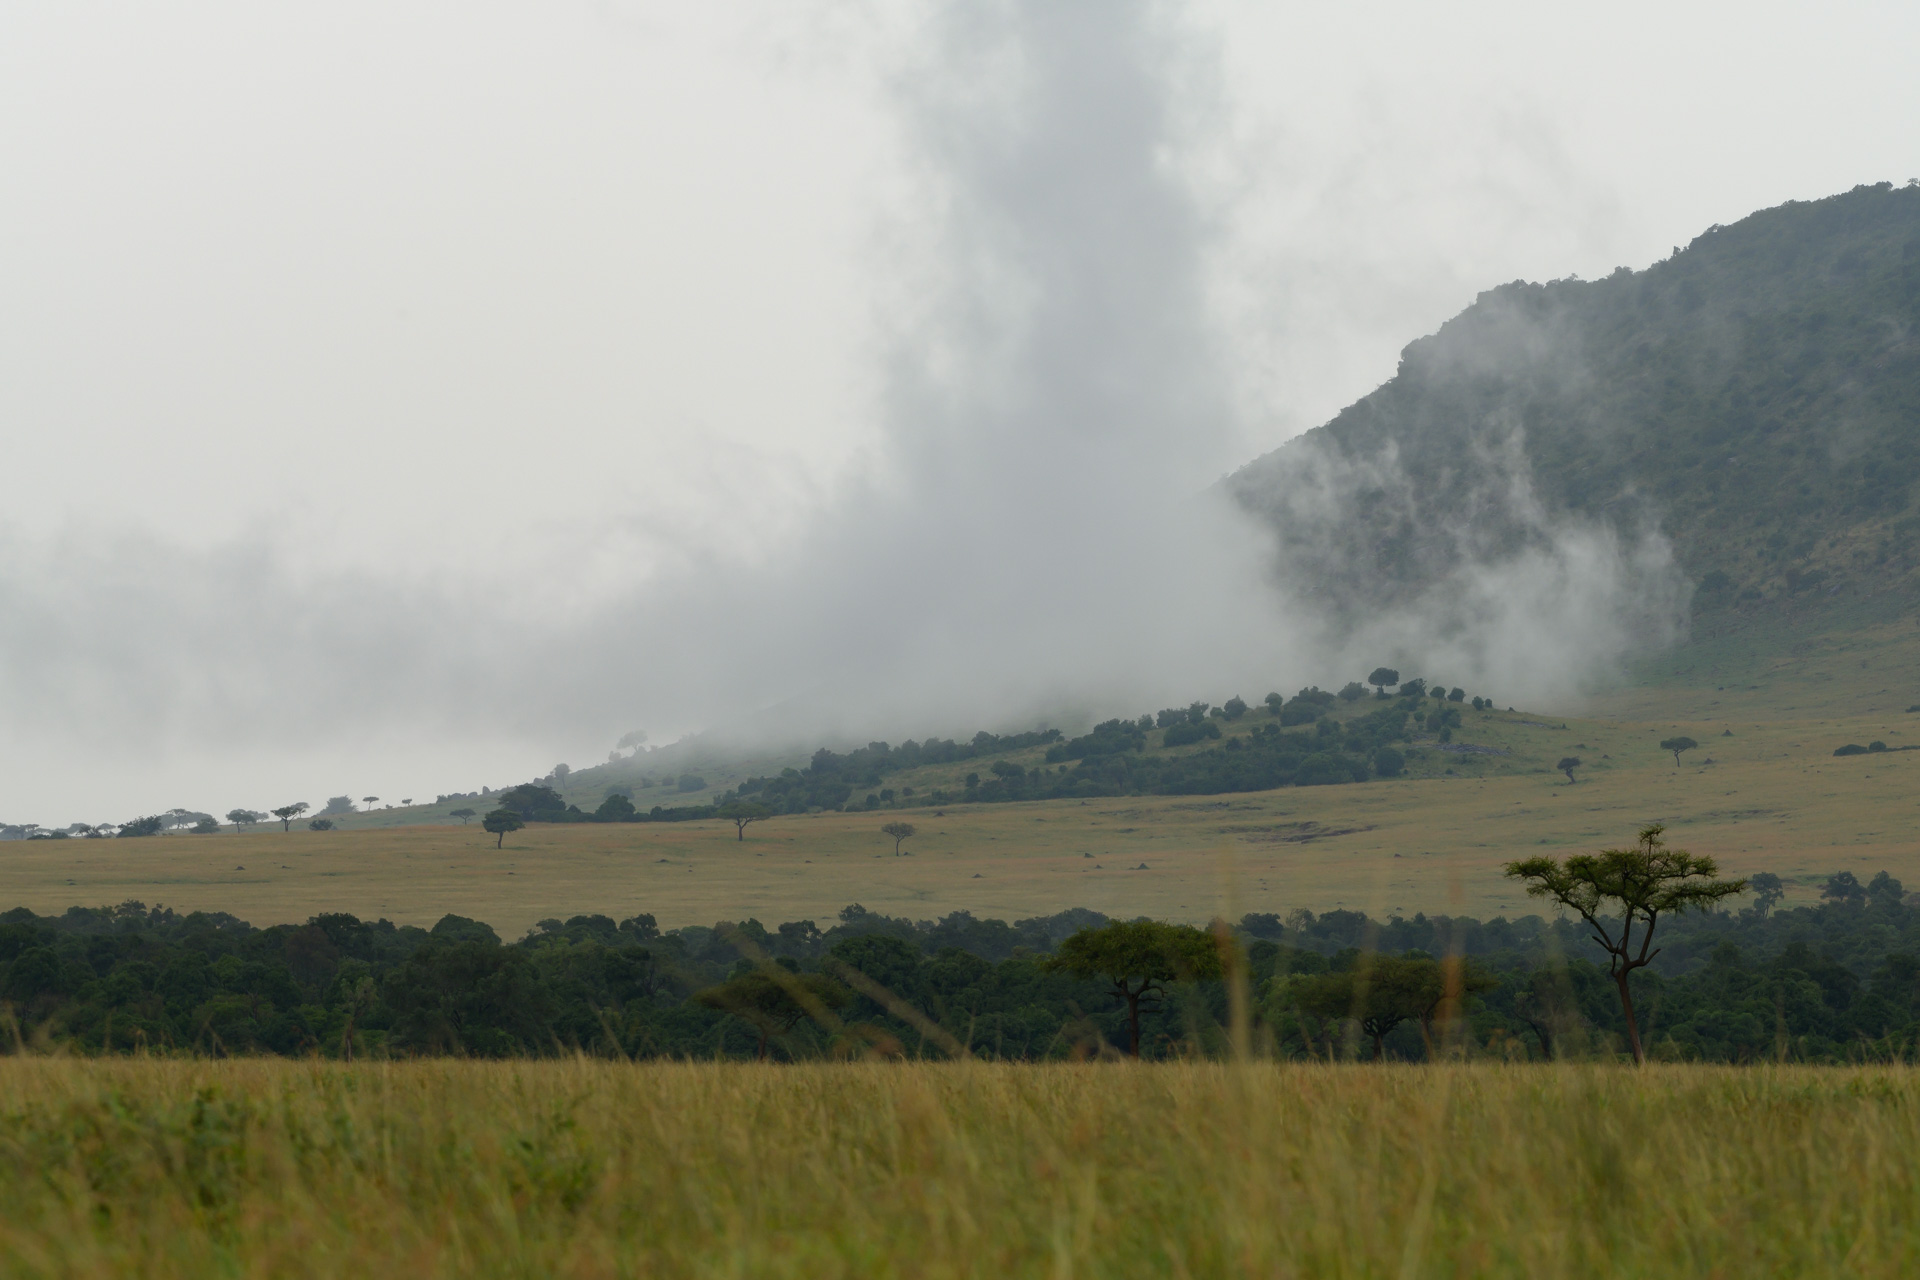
0, 1059, 1917, 1277
8, 701, 1920, 935
9, 612, 1918, 936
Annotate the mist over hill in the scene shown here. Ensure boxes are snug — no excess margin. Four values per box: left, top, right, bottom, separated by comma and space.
1229, 182, 1920, 664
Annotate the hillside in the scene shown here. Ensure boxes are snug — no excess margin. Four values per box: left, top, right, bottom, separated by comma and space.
1229, 182, 1920, 635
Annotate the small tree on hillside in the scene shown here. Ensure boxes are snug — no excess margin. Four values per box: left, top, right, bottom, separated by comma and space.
1660, 736, 1699, 766
1045, 920, 1223, 1057
449, 807, 476, 825
1264, 692, 1284, 716
1222, 696, 1248, 721
718, 800, 774, 841
1367, 667, 1399, 696
482, 808, 524, 849
226, 809, 263, 831
880, 821, 916, 855
308, 818, 335, 831
362, 796, 379, 810
1557, 757, 1582, 784
1506, 824, 1745, 1064
271, 803, 310, 832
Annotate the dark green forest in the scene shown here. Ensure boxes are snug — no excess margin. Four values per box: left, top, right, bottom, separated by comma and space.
1230, 182, 1920, 627
7, 868, 1920, 1063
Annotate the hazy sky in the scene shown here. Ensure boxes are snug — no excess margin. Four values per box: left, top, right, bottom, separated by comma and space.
4, 0, 1918, 824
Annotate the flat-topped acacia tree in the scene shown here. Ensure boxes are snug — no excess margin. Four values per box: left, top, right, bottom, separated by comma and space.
1045, 920, 1222, 1057
1507, 824, 1745, 1064
1660, 736, 1699, 765
482, 808, 524, 848
717, 800, 773, 841
271, 803, 309, 832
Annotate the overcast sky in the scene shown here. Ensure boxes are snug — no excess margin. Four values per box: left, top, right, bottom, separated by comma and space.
3, 0, 1918, 824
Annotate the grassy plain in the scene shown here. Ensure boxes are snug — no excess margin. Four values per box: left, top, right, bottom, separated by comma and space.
10, 703, 1920, 936
0, 1058, 1917, 1277
9, 613, 1919, 937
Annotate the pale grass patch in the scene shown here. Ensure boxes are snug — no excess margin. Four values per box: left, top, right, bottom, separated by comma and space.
0, 1059, 1913, 1276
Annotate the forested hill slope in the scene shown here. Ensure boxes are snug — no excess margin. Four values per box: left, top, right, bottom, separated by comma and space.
1229, 182, 1920, 633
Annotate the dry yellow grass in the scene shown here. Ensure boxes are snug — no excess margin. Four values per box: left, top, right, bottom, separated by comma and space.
0, 1058, 1916, 1277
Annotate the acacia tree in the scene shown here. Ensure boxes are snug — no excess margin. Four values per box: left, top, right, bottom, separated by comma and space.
1291, 954, 1496, 1059
880, 821, 916, 855
717, 800, 773, 841
1557, 756, 1582, 783
694, 967, 849, 1059
226, 809, 263, 831
449, 807, 476, 825
1293, 955, 1429, 1059
1045, 920, 1222, 1056
362, 796, 379, 810
1660, 736, 1699, 765
482, 808, 524, 848
1507, 824, 1745, 1064
271, 803, 309, 832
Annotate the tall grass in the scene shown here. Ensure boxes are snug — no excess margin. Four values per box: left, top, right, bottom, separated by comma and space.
0, 1059, 1915, 1276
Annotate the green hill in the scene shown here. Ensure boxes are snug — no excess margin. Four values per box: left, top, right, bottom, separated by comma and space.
1229, 182, 1920, 635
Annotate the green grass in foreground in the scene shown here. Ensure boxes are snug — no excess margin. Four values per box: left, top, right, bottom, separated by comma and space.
1, 1060, 1916, 1277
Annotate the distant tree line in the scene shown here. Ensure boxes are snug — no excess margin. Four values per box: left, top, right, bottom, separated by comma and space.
4, 865, 1918, 1062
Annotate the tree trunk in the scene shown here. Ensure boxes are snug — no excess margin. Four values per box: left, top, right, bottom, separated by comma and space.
496, 831, 504, 848
1616, 971, 1645, 1065
1371, 1029, 1385, 1060
1126, 992, 1142, 1057
737, 823, 744, 841
756, 1028, 768, 1060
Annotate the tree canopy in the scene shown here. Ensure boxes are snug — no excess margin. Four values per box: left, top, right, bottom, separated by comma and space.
481, 809, 525, 848
1506, 824, 1745, 1063
1045, 920, 1222, 1056
1661, 736, 1700, 765
694, 966, 849, 1059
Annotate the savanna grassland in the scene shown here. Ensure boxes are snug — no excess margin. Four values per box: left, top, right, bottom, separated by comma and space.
1, 1058, 1916, 1278
13, 615, 1920, 936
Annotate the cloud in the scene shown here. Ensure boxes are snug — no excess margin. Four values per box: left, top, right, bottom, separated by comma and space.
0, 0, 1298, 819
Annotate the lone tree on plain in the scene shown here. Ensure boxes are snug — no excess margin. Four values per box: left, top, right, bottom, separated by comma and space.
482, 808, 524, 848
880, 821, 916, 855
449, 807, 476, 825
271, 803, 309, 832
1045, 920, 1223, 1056
1660, 736, 1699, 765
694, 967, 849, 1060
362, 796, 379, 810
1557, 756, 1582, 783
1368, 667, 1399, 696
717, 800, 773, 841
1506, 824, 1745, 1064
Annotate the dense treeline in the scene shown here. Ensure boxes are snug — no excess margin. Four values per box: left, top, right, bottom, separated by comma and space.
7, 870, 1920, 1062
597, 683, 1466, 822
